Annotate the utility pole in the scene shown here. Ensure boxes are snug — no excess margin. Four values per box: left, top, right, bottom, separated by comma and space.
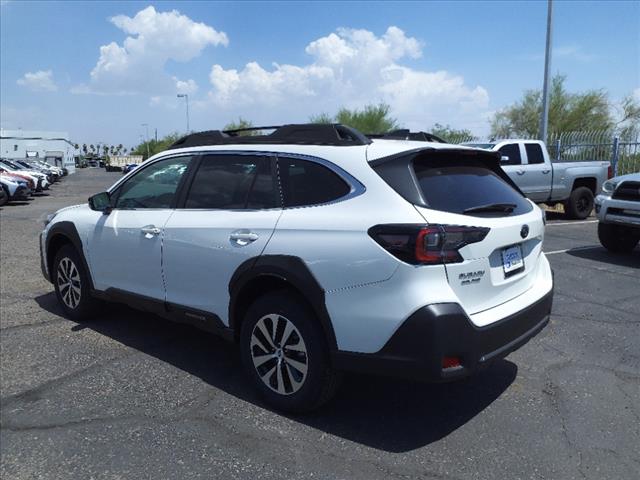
155, 128, 158, 142
539, 0, 553, 143
177, 94, 190, 133
141, 123, 150, 159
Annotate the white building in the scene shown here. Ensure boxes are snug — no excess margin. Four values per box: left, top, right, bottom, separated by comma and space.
0, 129, 77, 173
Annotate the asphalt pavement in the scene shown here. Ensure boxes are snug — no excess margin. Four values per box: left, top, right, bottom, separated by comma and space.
1, 168, 638, 479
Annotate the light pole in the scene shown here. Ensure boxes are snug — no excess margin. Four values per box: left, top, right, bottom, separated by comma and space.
539, 0, 553, 143
177, 94, 190, 133
141, 123, 150, 159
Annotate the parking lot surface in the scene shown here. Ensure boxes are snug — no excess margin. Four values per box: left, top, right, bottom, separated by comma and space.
1, 168, 639, 479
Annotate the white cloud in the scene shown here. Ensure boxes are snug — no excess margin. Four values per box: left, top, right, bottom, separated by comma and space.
519, 44, 595, 63
206, 27, 489, 133
554, 45, 595, 62
17, 70, 57, 92
76, 6, 227, 95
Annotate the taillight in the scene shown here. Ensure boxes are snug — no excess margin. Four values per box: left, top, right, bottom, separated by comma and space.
607, 165, 613, 179
369, 224, 490, 265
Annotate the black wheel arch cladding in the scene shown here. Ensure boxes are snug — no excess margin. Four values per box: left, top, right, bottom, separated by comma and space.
46, 221, 95, 290
228, 255, 338, 351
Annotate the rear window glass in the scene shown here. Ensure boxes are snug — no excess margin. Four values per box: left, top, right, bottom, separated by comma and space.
413, 159, 532, 216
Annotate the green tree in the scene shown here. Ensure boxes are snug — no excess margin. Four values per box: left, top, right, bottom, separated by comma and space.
310, 103, 399, 133
616, 94, 640, 140
429, 123, 476, 143
490, 75, 621, 139
308, 112, 334, 124
131, 133, 181, 160
82, 144, 88, 156
223, 117, 257, 135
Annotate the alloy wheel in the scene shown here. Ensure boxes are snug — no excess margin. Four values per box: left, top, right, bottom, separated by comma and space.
57, 257, 81, 309
250, 313, 308, 395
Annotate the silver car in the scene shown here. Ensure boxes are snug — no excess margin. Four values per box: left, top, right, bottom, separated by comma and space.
595, 172, 640, 252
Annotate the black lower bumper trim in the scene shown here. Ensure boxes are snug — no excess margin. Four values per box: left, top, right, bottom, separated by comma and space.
332, 286, 554, 382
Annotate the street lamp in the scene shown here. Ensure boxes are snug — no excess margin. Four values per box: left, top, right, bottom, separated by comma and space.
177, 94, 190, 133
141, 123, 150, 159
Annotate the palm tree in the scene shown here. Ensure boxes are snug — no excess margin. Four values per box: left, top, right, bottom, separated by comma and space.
117, 144, 123, 155
82, 144, 88, 156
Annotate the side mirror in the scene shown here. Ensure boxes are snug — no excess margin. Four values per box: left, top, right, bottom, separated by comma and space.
88, 192, 112, 214
501, 155, 510, 163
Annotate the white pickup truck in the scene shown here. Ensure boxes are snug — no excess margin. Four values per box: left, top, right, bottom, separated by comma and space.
463, 140, 611, 219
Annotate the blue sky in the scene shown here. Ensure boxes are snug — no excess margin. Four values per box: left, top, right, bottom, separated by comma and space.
1, 0, 638, 147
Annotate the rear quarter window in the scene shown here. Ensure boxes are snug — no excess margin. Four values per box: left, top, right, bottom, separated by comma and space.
277, 157, 351, 207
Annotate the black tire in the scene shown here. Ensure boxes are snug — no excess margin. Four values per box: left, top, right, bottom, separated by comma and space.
598, 223, 639, 253
53, 244, 100, 321
0, 186, 8, 206
240, 291, 340, 412
565, 186, 594, 219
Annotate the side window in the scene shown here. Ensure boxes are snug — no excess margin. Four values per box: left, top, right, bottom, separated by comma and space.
525, 143, 545, 164
114, 156, 191, 209
278, 157, 351, 207
185, 154, 276, 209
498, 144, 522, 166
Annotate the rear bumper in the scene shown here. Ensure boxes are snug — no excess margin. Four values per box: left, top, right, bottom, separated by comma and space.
332, 285, 553, 382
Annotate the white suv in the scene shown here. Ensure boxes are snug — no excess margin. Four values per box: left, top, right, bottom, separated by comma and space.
41, 124, 554, 412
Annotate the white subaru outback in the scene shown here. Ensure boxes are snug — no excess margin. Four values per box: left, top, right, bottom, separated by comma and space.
40, 124, 554, 412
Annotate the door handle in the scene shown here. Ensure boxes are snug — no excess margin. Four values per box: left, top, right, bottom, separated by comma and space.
230, 231, 259, 246
542, 169, 551, 174
516, 170, 525, 175
141, 225, 161, 237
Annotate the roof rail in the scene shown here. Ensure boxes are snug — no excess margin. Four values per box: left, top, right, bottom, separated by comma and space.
168, 123, 371, 149
367, 129, 447, 143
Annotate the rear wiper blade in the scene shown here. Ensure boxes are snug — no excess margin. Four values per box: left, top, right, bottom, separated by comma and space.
463, 203, 517, 214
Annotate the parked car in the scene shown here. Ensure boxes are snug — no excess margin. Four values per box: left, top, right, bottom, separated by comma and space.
31, 159, 64, 177
595, 172, 640, 252
0, 175, 31, 201
0, 182, 7, 206
0, 167, 37, 192
0, 159, 49, 191
40, 124, 553, 412
14, 159, 60, 182
122, 163, 139, 174
462, 140, 611, 219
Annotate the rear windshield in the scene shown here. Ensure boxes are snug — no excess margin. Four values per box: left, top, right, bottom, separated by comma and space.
413, 159, 532, 216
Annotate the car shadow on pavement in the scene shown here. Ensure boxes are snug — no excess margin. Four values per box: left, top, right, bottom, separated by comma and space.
567, 246, 640, 268
35, 292, 517, 453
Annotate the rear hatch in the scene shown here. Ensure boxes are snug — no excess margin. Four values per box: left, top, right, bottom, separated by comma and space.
372, 147, 545, 315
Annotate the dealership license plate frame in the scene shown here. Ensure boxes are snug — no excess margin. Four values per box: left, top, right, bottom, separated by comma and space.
502, 244, 524, 277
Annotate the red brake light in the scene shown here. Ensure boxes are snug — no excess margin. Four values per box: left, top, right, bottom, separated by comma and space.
442, 356, 461, 369
369, 224, 490, 265
607, 165, 613, 179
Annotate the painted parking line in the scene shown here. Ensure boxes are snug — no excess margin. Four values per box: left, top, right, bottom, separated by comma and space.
544, 245, 601, 255
546, 220, 598, 226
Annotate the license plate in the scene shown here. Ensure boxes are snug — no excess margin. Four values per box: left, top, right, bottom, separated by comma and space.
502, 245, 524, 274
